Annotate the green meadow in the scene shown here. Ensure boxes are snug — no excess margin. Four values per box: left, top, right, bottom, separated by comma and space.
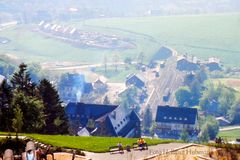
0, 13, 240, 66
0, 132, 176, 152
85, 13, 240, 66
218, 129, 240, 141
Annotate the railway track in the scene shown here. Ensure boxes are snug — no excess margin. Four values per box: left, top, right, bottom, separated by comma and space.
145, 57, 185, 117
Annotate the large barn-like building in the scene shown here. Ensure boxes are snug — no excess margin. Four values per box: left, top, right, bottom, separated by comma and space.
155, 105, 198, 140
65, 102, 141, 138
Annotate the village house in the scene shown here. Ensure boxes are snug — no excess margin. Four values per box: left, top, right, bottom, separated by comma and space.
93, 77, 108, 94
126, 73, 146, 89
177, 55, 200, 71
65, 102, 141, 138
155, 105, 198, 140
205, 57, 221, 71
216, 117, 231, 126
58, 73, 93, 103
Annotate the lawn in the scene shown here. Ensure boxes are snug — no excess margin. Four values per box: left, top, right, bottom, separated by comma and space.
0, 132, 177, 153
218, 129, 240, 141
85, 13, 240, 67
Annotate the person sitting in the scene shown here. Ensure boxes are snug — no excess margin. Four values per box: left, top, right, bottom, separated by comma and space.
117, 142, 124, 153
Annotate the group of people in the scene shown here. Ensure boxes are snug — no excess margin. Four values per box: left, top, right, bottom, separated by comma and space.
116, 137, 148, 153
137, 138, 148, 150
215, 137, 224, 144
0, 141, 52, 160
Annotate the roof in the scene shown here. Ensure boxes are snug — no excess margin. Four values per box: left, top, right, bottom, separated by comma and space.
126, 73, 146, 84
216, 117, 230, 124
151, 46, 173, 61
177, 55, 199, 64
208, 57, 220, 64
77, 127, 90, 136
156, 106, 197, 125
84, 83, 93, 94
94, 76, 107, 84
65, 102, 118, 120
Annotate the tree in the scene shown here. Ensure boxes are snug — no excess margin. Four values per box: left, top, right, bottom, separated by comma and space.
198, 125, 210, 143
0, 79, 13, 131
11, 63, 36, 96
175, 86, 192, 107
228, 98, 240, 124
12, 105, 23, 134
199, 116, 219, 140
11, 91, 45, 133
143, 105, 153, 133
124, 57, 132, 65
180, 129, 189, 142
38, 79, 69, 134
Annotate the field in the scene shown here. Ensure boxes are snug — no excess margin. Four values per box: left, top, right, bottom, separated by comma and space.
84, 13, 240, 66
211, 78, 240, 91
218, 129, 240, 141
0, 13, 239, 67
0, 132, 176, 153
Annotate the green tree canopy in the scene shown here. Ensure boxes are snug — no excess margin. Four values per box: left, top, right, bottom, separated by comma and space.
38, 79, 68, 134
11, 63, 37, 96
11, 91, 45, 132
175, 86, 192, 107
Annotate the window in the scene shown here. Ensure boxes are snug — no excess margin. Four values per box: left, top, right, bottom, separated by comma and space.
164, 116, 167, 119
120, 121, 123, 124
184, 118, 187, 121
114, 127, 117, 130
169, 117, 172, 120
179, 117, 182, 120
174, 117, 177, 120
118, 124, 120, 127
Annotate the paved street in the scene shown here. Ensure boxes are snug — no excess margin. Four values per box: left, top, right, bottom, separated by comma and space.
85, 143, 186, 160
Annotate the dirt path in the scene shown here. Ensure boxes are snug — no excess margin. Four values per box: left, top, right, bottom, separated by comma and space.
84, 143, 186, 160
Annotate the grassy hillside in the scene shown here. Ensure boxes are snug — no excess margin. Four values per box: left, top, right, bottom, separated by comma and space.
0, 132, 177, 152
85, 13, 240, 66
1, 14, 239, 66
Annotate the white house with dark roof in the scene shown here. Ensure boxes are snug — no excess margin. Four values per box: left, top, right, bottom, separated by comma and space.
65, 102, 141, 138
155, 105, 198, 139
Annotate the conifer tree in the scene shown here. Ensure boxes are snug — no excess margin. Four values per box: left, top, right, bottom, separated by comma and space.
38, 79, 69, 134
0, 79, 13, 131
11, 63, 36, 96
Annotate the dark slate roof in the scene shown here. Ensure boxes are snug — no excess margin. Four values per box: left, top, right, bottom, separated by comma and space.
83, 83, 93, 94
65, 102, 118, 120
151, 46, 172, 61
126, 73, 145, 88
155, 106, 197, 125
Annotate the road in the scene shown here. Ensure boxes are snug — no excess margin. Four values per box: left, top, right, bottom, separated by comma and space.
85, 143, 186, 160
